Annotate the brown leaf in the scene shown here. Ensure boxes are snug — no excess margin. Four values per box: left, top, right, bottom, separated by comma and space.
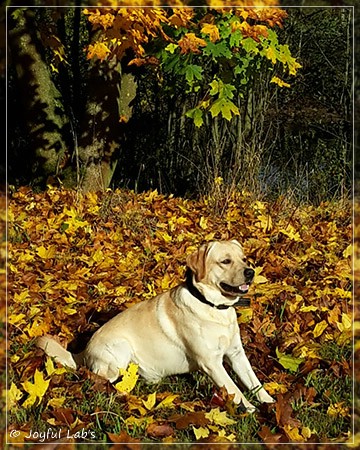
258, 425, 284, 443
168, 411, 210, 430
292, 384, 317, 405
275, 394, 301, 428
107, 431, 141, 447
146, 422, 174, 438
34, 443, 76, 450
50, 408, 75, 427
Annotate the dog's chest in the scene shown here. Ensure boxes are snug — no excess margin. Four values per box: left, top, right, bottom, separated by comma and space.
196, 316, 238, 353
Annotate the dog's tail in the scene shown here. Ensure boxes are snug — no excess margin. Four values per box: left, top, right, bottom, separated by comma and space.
37, 336, 82, 369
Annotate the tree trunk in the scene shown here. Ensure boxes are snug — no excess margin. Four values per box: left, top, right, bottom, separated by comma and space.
77, 57, 137, 192
8, 9, 69, 184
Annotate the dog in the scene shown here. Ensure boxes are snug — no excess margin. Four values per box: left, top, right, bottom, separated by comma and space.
37, 240, 275, 412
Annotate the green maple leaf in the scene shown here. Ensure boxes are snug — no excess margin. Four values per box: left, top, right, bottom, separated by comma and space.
229, 29, 242, 48
185, 107, 204, 127
241, 38, 259, 54
184, 64, 203, 84
203, 41, 232, 59
276, 348, 304, 373
210, 98, 239, 121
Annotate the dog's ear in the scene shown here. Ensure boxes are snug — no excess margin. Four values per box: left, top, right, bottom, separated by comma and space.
230, 239, 242, 249
186, 243, 211, 282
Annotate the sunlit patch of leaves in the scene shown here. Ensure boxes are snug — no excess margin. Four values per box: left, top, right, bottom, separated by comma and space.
6, 186, 353, 444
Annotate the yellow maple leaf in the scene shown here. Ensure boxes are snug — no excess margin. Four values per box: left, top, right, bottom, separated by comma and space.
342, 244, 352, 258
201, 23, 220, 43
25, 317, 50, 338
47, 396, 66, 408
87, 42, 111, 61
271, 76, 291, 88
264, 381, 288, 395
36, 245, 56, 259
8, 313, 26, 325
254, 266, 268, 284
142, 392, 157, 410
5, 382, 23, 410
199, 216, 208, 230
284, 424, 303, 442
45, 357, 67, 377
161, 272, 172, 290
237, 307, 253, 324
92, 248, 104, 263
300, 304, 318, 312
14, 290, 31, 303
205, 407, 236, 426
22, 369, 50, 408
280, 225, 301, 241
313, 320, 328, 338
337, 313, 352, 332
240, 10, 249, 20
301, 427, 313, 440
327, 402, 349, 418
125, 415, 153, 427
156, 393, 179, 409
115, 363, 139, 394
287, 57, 302, 76
193, 426, 210, 440
63, 305, 77, 315
266, 46, 277, 64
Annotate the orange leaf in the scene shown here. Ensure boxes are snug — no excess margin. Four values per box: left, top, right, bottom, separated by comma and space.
178, 33, 207, 55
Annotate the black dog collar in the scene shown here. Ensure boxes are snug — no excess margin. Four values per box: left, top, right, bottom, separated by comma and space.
185, 269, 250, 310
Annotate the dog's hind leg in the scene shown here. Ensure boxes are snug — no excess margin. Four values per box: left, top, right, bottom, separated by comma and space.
37, 336, 79, 369
84, 339, 133, 383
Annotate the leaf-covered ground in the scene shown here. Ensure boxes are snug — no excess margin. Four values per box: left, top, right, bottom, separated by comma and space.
5, 187, 354, 446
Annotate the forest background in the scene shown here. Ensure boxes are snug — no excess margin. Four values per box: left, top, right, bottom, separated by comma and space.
2, 0, 357, 200
2, 0, 360, 447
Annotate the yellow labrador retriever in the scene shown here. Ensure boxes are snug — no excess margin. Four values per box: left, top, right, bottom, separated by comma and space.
37, 240, 274, 412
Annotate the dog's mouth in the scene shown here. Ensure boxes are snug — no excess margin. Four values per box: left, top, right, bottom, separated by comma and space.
219, 282, 250, 297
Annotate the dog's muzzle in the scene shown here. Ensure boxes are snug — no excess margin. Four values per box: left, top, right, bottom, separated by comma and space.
220, 282, 250, 296
220, 268, 255, 297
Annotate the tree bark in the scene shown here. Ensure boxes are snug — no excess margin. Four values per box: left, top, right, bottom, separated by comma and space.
77, 58, 137, 192
8, 9, 69, 183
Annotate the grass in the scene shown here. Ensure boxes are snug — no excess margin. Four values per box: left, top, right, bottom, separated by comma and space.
7, 341, 352, 445
292, 350, 352, 441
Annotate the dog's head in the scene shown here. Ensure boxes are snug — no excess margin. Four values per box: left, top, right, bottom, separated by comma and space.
186, 240, 254, 307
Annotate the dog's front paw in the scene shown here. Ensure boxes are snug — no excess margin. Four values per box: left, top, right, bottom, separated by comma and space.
236, 398, 257, 413
257, 388, 275, 404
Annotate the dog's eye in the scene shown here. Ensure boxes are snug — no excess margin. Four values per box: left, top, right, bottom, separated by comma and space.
221, 259, 232, 265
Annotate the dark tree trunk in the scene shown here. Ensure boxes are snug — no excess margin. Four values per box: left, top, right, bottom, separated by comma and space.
8, 9, 69, 184
76, 58, 136, 192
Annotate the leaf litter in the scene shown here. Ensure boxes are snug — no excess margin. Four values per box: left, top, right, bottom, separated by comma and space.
5, 186, 354, 444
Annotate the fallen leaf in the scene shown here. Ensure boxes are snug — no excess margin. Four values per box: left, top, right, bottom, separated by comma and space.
5, 382, 23, 410
193, 426, 209, 440
142, 391, 157, 410
276, 348, 304, 373
169, 411, 209, 430
146, 422, 174, 438
22, 369, 50, 408
205, 407, 236, 426
115, 363, 139, 394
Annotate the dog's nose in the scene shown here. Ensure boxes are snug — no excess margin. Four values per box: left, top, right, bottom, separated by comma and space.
244, 268, 255, 281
